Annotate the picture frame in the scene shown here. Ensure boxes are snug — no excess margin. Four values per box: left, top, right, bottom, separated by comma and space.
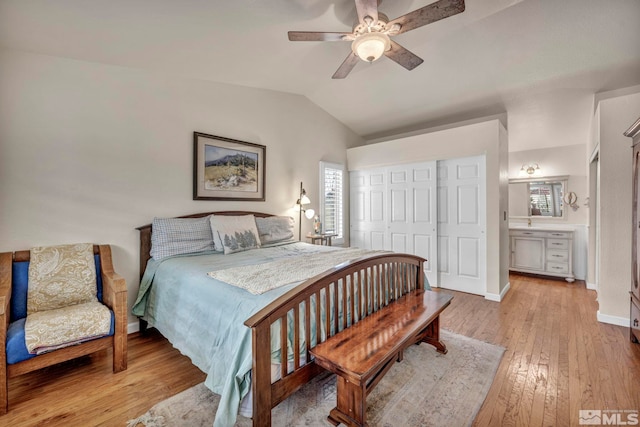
193, 132, 266, 201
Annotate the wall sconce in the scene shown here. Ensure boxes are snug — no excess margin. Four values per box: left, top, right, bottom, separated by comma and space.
519, 163, 543, 178
295, 181, 315, 240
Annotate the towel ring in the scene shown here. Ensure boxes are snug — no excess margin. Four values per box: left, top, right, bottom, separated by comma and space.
563, 191, 578, 210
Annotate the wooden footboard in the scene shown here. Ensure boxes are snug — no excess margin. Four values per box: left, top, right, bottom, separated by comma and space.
244, 253, 425, 427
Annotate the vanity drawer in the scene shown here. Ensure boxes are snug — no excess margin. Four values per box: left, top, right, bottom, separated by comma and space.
547, 261, 569, 274
547, 239, 569, 250
546, 231, 571, 239
510, 230, 545, 238
547, 249, 569, 262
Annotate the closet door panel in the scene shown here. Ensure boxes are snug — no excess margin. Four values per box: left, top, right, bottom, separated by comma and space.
371, 231, 385, 250
414, 188, 432, 223
370, 191, 385, 222
414, 234, 433, 272
350, 169, 386, 250
438, 236, 450, 274
391, 233, 407, 253
437, 155, 486, 295
350, 161, 438, 286
458, 237, 480, 277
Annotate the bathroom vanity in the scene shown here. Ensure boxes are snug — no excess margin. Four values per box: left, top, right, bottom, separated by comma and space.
509, 227, 575, 282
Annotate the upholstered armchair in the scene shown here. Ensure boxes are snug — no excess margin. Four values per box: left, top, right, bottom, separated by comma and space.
0, 244, 127, 414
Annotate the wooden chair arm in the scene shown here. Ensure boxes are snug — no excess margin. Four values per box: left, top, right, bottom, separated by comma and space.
0, 252, 10, 414
0, 252, 12, 320
97, 245, 127, 311
98, 245, 128, 372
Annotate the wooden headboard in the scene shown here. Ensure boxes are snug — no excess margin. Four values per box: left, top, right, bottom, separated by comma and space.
136, 211, 274, 280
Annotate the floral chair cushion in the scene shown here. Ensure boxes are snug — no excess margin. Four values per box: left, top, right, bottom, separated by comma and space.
24, 300, 112, 354
27, 243, 97, 314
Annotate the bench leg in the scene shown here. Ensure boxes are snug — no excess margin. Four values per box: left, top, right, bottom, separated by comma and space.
328, 376, 367, 427
420, 316, 448, 354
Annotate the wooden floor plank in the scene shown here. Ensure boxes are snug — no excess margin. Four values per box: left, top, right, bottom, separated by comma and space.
2, 273, 639, 426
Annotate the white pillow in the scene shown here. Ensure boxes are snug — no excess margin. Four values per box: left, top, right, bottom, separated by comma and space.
209, 215, 261, 254
255, 216, 296, 246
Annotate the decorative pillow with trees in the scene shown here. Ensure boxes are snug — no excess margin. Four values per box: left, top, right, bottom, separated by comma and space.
209, 215, 261, 255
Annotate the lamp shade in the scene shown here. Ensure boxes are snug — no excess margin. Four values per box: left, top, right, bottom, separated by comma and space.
300, 194, 311, 205
305, 209, 315, 220
352, 32, 390, 63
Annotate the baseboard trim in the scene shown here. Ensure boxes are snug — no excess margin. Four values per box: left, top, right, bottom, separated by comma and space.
128, 321, 140, 334
596, 311, 629, 327
586, 281, 597, 290
485, 282, 510, 302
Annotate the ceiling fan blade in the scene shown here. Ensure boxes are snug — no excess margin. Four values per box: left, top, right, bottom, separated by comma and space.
384, 40, 424, 70
388, 0, 465, 35
332, 52, 360, 79
355, 0, 379, 24
288, 31, 352, 42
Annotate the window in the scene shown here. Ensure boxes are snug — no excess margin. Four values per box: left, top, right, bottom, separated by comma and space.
319, 162, 345, 245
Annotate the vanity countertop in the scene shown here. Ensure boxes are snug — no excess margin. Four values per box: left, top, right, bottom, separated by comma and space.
509, 225, 576, 232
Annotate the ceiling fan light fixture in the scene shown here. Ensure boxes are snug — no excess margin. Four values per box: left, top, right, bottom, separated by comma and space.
351, 32, 390, 63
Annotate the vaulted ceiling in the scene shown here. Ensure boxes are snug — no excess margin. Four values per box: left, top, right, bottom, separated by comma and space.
1, 0, 639, 140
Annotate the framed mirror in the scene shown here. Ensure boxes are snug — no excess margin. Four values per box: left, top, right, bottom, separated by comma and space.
509, 175, 569, 219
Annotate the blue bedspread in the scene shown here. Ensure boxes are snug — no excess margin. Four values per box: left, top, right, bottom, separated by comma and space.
132, 242, 341, 427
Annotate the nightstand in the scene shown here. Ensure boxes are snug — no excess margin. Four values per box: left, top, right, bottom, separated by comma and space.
306, 233, 337, 246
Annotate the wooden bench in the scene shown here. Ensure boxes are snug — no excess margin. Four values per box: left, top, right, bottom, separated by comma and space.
309, 289, 453, 427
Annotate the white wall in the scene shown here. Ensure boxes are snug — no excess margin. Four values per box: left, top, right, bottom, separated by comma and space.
0, 48, 363, 325
505, 89, 594, 153
595, 91, 640, 323
347, 119, 510, 299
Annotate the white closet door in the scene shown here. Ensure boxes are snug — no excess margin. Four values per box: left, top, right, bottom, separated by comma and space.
437, 155, 486, 295
387, 163, 438, 286
350, 168, 387, 250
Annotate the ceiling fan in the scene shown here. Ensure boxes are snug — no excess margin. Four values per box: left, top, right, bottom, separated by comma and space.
288, 0, 465, 79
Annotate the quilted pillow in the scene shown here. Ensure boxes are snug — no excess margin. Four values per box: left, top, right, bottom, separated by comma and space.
209, 215, 261, 255
150, 216, 215, 260
255, 216, 296, 246
27, 243, 97, 314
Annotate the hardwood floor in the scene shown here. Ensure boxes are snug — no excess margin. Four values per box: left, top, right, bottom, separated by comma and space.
3, 329, 206, 427
3, 273, 639, 426
443, 274, 640, 427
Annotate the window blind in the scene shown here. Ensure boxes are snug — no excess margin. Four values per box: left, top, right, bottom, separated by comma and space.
321, 163, 344, 240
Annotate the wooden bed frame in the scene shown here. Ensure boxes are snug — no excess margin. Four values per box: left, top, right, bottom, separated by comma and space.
137, 211, 427, 427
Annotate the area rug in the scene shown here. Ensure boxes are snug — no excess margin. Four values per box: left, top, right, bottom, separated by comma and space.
127, 330, 504, 427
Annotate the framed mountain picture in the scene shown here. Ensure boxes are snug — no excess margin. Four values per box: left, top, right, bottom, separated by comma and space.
193, 132, 266, 201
